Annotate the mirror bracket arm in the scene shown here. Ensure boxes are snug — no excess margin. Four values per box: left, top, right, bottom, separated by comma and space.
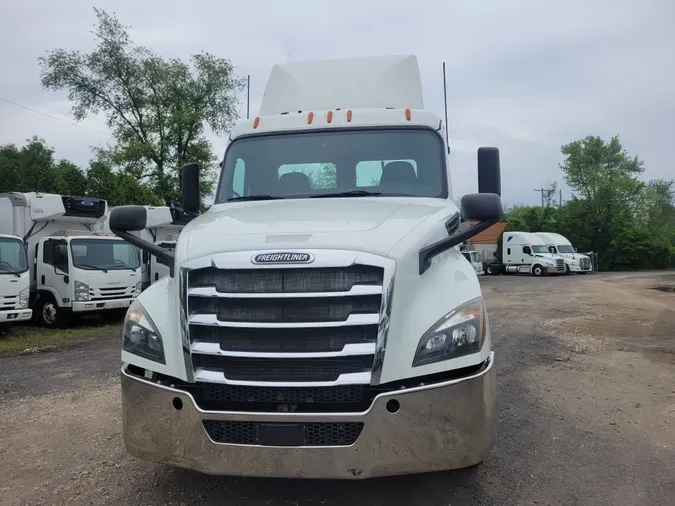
112, 229, 176, 277
419, 218, 498, 275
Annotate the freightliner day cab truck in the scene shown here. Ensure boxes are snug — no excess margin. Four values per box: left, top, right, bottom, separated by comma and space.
97, 206, 192, 289
460, 246, 485, 276
535, 232, 592, 274
110, 55, 504, 479
0, 234, 32, 333
0, 192, 142, 327
485, 231, 566, 276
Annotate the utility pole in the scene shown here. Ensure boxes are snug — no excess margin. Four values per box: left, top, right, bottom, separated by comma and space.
559, 188, 562, 207
534, 188, 545, 207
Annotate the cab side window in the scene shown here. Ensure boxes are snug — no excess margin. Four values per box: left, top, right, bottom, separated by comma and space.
522, 246, 532, 255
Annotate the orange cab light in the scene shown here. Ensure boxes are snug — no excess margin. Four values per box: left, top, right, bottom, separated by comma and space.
308, 112, 314, 124
253, 117, 260, 129
405, 108, 412, 121
346, 110, 353, 122
327, 111, 333, 123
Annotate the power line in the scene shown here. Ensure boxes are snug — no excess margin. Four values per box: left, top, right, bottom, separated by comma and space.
0, 96, 110, 136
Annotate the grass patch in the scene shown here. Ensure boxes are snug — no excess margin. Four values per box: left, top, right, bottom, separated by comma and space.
0, 322, 120, 355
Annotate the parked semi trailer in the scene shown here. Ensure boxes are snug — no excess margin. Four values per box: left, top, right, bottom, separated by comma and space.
0, 192, 142, 327
535, 232, 592, 274
110, 55, 503, 479
485, 231, 566, 276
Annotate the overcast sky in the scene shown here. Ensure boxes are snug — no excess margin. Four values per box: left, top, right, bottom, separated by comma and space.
1, 0, 673, 205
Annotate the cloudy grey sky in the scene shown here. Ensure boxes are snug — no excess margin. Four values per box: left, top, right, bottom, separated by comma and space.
1, 0, 673, 205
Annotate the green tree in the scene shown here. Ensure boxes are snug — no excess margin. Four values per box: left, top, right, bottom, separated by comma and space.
86, 150, 161, 206
38, 8, 245, 205
559, 135, 645, 256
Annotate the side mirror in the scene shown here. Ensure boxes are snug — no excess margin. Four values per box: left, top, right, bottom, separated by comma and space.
181, 163, 200, 217
110, 206, 147, 232
460, 193, 502, 222
109, 206, 175, 277
477, 147, 501, 196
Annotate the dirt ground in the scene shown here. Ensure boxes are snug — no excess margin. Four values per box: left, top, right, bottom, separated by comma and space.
1, 272, 674, 506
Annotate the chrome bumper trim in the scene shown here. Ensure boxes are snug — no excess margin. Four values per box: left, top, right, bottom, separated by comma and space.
121, 351, 495, 479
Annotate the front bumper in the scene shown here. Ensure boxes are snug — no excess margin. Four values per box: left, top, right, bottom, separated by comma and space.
72, 297, 135, 312
568, 264, 591, 273
0, 309, 32, 323
544, 265, 562, 274
121, 352, 496, 479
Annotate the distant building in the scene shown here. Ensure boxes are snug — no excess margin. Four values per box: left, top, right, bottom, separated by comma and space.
467, 221, 507, 262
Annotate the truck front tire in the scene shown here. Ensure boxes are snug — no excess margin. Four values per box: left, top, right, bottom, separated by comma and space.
36, 295, 68, 329
532, 265, 544, 277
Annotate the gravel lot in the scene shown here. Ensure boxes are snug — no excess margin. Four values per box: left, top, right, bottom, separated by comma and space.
1, 272, 674, 506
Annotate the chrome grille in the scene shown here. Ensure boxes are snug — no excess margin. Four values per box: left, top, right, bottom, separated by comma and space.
89, 286, 136, 301
555, 259, 565, 272
579, 257, 591, 269
183, 250, 394, 387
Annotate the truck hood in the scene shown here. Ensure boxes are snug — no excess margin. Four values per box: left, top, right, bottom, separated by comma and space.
557, 252, 589, 262
534, 253, 563, 263
181, 198, 449, 260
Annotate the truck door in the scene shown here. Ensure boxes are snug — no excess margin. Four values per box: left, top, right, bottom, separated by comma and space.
521, 246, 533, 265
38, 238, 70, 303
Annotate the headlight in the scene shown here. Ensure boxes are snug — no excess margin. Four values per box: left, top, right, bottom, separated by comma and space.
18, 287, 30, 309
123, 300, 165, 364
135, 281, 143, 293
74, 281, 90, 301
413, 296, 486, 367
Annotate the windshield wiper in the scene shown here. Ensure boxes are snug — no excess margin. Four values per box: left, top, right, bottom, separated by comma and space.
0, 269, 21, 278
75, 264, 108, 273
310, 190, 383, 198
227, 195, 284, 202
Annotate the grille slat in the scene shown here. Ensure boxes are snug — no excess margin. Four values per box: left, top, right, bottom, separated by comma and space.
202, 420, 364, 446
190, 295, 380, 323
190, 265, 383, 293
190, 326, 377, 353
193, 355, 374, 382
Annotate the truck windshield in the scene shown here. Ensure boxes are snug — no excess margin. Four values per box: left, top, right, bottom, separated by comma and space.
0, 237, 28, 274
532, 245, 549, 254
471, 252, 482, 262
216, 128, 447, 202
557, 245, 575, 253
70, 239, 140, 271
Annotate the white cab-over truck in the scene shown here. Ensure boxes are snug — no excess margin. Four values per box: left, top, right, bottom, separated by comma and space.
97, 206, 191, 289
0, 234, 32, 332
485, 231, 566, 276
535, 232, 592, 274
0, 192, 142, 327
460, 246, 485, 276
110, 55, 503, 479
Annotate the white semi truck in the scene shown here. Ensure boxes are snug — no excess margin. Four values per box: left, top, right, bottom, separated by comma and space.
535, 232, 592, 274
110, 55, 503, 479
0, 192, 142, 327
460, 246, 485, 276
485, 231, 566, 276
0, 234, 32, 333
97, 206, 191, 289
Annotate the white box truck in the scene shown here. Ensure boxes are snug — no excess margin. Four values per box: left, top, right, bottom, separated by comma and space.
535, 232, 592, 274
485, 231, 566, 276
110, 55, 503, 479
97, 206, 191, 289
0, 233, 32, 333
0, 192, 142, 327
460, 246, 485, 276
